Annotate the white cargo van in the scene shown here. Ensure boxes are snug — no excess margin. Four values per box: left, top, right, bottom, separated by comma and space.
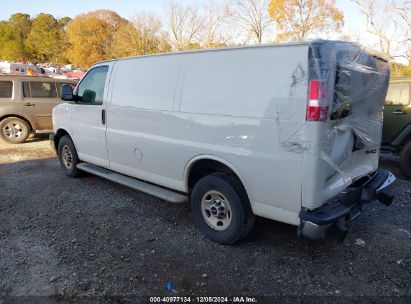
51, 40, 395, 244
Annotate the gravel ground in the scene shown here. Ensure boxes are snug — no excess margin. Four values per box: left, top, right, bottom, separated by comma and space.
0, 139, 410, 303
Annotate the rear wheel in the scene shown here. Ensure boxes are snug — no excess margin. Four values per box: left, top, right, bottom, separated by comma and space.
399, 141, 411, 178
58, 135, 81, 178
0, 117, 30, 144
191, 173, 254, 245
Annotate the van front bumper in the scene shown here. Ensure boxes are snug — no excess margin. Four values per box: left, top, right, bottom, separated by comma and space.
298, 170, 396, 241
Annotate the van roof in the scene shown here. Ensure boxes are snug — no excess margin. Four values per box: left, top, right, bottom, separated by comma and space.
95, 39, 355, 65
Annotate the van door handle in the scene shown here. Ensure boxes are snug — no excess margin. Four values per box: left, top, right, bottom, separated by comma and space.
24, 102, 35, 107
392, 109, 407, 115
102, 109, 106, 125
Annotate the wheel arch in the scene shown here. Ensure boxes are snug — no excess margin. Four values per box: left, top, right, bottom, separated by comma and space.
0, 114, 34, 132
184, 155, 250, 199
53, 128, 71, 151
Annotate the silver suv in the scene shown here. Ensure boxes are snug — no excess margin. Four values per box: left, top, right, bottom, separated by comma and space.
0, 75, 77, 143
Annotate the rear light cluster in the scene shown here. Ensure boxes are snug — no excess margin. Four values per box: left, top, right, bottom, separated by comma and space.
306, 80, 328, 121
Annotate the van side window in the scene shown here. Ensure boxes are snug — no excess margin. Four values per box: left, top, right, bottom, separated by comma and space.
385, 83, 403, 105
0, 81, 12, 98
76, 66, 108, 105
23, 81, 57, 98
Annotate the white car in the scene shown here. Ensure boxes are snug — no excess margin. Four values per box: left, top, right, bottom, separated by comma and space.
51, 40, 395, 244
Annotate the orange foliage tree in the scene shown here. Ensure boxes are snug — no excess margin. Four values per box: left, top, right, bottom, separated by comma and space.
66, 10, 127, 68
268, 0, 344, 41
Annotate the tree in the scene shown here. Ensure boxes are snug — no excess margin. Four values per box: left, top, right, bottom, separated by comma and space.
111, 12, 171, 58
131, 12, 171, 54
202, 0, 232, 47
112, 22, 143, 58
268, 0, 343, 41
0, 22, 24, 61
158, 32, 172, 53
231, 0, 273, 44
166, 1, 204, 50
9, 13, 32, 39
26, 13, 68, 62
0, 14, 31, 61
58, 16, 72, 30
66, 10, 127, 68
354, 0, 410, 64
394, 1, 411, 65
391, 61, 411, 77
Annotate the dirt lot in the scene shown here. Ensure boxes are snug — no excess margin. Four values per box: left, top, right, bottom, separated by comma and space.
0, 138, 410, 303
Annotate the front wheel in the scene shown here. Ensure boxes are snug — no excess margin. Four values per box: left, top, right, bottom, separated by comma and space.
191, 173, 254, 245
399, 141, 411, 179
57, 135, 81, 178
0, 117, 30, 144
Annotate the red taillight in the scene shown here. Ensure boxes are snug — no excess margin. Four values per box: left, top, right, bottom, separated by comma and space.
309, 80, 321, 100
306, 80, 327, 121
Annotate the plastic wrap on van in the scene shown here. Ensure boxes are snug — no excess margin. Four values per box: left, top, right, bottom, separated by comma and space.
280, 40, 390, 183
311, 41, 389, 143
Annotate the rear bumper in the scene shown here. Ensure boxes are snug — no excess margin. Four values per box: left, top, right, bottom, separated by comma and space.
298, 170, 396, 241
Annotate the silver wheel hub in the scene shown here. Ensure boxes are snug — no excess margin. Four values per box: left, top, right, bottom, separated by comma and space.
201, 190, 232, 231
62, 145, 73, 169
2, 122, 24, 139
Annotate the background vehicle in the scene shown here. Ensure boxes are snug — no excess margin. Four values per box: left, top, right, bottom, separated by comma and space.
381, 77, 411, 177
0, 62, 32, 75
0, 75, 77, 143
51, 40, 395, 244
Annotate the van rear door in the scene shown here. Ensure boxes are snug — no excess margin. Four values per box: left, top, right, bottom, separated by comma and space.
301, 41, 390, 209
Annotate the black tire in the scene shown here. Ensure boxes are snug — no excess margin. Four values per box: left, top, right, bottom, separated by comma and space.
57, 135, 81, 178
0, 117, 30, 144
191, 173, 255, 245
399, 141, 411, 178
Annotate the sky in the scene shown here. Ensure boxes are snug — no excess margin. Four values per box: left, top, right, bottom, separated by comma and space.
0, 0, 365, 28
0, 0, 196, 20
2, 0, 390, 58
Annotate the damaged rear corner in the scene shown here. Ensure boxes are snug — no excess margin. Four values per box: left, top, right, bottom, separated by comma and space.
298, 170, 396, 242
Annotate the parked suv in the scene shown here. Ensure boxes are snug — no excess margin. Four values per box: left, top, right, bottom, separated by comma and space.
0, 75, 77, 143
382, 77, 411, 177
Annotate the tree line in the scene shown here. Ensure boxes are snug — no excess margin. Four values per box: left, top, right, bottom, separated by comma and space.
0, 0, 409, 75
0, 13, 70, 63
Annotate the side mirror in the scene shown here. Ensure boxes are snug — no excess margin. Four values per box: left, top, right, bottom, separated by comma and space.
61, 84, 74, 101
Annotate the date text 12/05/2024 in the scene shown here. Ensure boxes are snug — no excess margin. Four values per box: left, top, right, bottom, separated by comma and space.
149, 296, 258, 303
